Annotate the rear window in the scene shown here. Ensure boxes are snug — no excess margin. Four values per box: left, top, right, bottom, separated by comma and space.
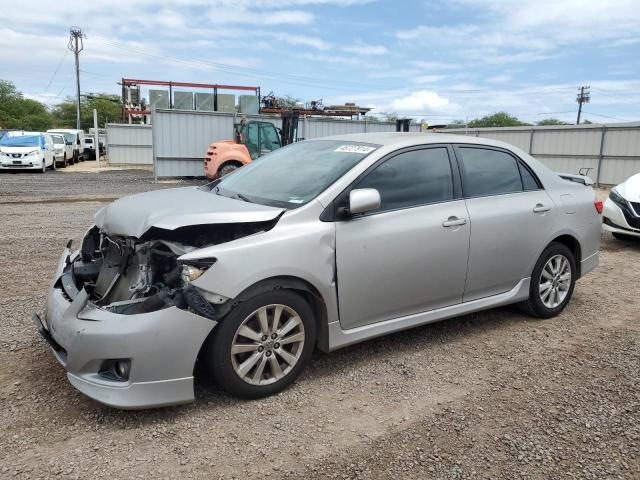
85, 138, 93, 144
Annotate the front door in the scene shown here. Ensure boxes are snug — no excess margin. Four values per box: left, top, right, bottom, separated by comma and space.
335, 146, 470, 330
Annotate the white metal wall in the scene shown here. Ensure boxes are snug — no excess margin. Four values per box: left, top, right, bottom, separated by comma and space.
445, 123, 640, 185
152, 109, 419, 177
105, 124, 153, 165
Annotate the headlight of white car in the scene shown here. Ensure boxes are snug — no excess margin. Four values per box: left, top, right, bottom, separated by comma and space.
26, 150, 40, 156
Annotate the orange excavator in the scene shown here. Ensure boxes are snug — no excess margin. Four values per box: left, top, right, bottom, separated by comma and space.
204, 112, 299, 179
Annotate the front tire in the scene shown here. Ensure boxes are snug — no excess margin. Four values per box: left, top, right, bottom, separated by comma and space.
208, 290, 316, 399
520, 242, 576, 319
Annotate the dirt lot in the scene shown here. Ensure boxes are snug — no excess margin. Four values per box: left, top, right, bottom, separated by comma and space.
0, 168, 639, 479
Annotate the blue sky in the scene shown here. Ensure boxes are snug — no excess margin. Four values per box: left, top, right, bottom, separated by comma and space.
1, 0, 639, 123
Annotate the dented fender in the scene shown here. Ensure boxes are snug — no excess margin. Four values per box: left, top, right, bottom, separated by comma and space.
183, 199, 339, 326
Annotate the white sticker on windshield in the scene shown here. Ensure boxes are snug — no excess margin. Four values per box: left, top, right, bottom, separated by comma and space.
334, 145, 376, 154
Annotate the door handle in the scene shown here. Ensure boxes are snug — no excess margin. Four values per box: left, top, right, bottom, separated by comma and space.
442, 216, 467, 228
533, 204, 551, 213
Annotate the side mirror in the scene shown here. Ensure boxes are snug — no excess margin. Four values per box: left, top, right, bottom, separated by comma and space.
348, 188, 381, 215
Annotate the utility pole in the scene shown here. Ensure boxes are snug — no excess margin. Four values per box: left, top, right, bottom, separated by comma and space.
576, 85, 590, 125
68, 27, 84, 130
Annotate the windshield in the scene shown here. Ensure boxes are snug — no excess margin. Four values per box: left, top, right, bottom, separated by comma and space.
52, 136, 64, 144
214, 140, 379, 208
0, 135, 41, 147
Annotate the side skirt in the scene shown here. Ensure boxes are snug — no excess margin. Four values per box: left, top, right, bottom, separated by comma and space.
327, 278, 530, 351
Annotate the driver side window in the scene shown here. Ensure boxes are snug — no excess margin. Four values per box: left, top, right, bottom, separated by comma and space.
353, 147, 454, 213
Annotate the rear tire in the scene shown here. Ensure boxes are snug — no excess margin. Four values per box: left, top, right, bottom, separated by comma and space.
519, 242, 576, 319
219, 163, 240, 177
208, 290, 316, 399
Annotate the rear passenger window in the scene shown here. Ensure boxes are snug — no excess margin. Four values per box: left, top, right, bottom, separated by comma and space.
353, 147, 453, 213
459, 147, 523, 197
519, 163, 540, 190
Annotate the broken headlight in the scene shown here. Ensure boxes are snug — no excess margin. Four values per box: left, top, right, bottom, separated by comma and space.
180, 259, 216, 284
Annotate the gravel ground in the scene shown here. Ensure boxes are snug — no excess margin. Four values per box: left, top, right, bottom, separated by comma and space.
0, 170, 638, 479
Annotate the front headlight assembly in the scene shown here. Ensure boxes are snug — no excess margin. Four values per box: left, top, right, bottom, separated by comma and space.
609, 188, 627, 208
180, 259, 216, 284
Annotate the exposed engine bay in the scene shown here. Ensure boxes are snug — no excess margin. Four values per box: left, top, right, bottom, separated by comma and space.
59, 220, 279, 317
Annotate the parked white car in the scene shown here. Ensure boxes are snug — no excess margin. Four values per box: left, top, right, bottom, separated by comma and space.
50, 133, 70, 168
602, 172, 640, 239
83, 137, 96, 159
0, 133, 55, 172
47, 129, 85, 163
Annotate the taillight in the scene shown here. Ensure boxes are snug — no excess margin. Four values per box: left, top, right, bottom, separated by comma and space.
594, 200, 603, 214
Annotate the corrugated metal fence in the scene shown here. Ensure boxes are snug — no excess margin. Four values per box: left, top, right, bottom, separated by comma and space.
107, 112, 640, 185
444, 123, 640, 186
151, 109, 419, 177
105, 124, 153, 165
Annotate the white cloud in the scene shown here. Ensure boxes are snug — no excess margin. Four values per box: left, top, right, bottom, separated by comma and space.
342, 42, 388, 56
391, 90, 456, 113
486, 74, 512, 83
412, 75, 448, 84
208, 7, 314, 25
396, 0, 640, 67
270, 33, 331, 50
411, 61, 461, 70
297, 53, 362, 65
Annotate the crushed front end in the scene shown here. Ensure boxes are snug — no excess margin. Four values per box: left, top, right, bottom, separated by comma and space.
34, 220, 277, 409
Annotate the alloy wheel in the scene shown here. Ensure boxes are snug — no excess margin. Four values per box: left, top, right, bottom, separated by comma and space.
230, 304, 305, 386
539, 254, 571, 308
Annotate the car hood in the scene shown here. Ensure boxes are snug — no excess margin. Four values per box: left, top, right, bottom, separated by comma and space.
618, 172, 640, 201
94, 186, 285, 238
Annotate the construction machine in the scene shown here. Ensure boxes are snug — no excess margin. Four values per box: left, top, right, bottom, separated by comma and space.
204, 111, 299, 179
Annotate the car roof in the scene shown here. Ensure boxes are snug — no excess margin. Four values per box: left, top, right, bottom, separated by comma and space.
319, 132, 517, 150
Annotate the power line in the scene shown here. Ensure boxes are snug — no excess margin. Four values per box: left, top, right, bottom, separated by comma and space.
90, 37, 577, 97
43, 50, 69, 95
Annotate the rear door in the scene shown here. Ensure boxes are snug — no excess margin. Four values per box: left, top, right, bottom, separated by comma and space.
335, 145, 470, 329
454, 145, 557, 301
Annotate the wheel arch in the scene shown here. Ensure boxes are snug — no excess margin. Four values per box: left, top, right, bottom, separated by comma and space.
547, 234, 582, 277
199, 275, 330, 354
229, 276, 329, 352
218, 159, 243, 173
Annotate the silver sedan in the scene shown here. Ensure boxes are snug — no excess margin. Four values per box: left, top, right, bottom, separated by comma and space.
35, 133, 602, 408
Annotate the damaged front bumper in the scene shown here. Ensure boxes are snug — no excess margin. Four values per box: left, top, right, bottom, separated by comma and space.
34, 247, 217, 409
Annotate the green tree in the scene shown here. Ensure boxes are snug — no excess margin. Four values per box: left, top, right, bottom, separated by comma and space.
276, 95, 302, 109
536, 118, 569, 126
52, 94, 122, 129
0, 79, 52, 130
446, 119, 467, 128
467, 112, 531, 128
